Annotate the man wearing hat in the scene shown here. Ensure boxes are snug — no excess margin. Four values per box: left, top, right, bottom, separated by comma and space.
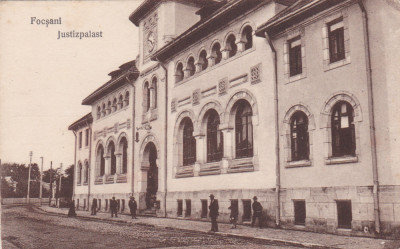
251, 196, 263, 228
128, 196, 137, 219
209, 194, 219, 232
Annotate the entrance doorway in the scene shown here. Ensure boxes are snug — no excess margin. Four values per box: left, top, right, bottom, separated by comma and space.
145, 142, 158, 210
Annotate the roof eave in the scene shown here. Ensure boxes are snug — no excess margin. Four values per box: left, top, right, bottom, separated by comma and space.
68, 113, 93, 131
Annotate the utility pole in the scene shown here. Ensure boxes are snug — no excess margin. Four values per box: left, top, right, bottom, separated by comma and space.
39, 157, 43, 206
49, 161, 53, 206
58, 163, 62, 208
27, 151, 33, 204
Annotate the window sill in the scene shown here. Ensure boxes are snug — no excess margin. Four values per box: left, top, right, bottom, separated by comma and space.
285, 72, 306, 84
199, 161, 222, 176
285, 160, 312, 168
325, 156, 358, 165
175, 165, 194, 178
116, 174, 127, 183
228, 157, 254, 173
324, 57, 350, 72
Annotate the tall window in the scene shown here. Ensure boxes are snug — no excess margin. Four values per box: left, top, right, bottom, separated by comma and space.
328, 17, 345, 63
290, 111, 309, 161
289, 36, 302, 76
235, 100, 253, 158
331, 102, 355, 157
125, 91, 130, 106
182, 118, 196, 166
85, 129, 89, 147
77, 162, 82, 185
120, 137, 128, 174
242, 26, 253, 50
84, 161, 89, 183
119, 95, 124, 109
199, 50, 208, 71
211, 43, 222, 65
151, 77, 157, 109
206, 110, 223, 162
226, 34, 237, 58
187, 57, 195, 77
144, 82, 150, 112
79, 132, 82, 149
109, 141, 116, 175
98, 145, 105, 176
175, 63, 184, 83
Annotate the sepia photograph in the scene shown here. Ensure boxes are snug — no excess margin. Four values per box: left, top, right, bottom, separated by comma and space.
1, 0, 400, 248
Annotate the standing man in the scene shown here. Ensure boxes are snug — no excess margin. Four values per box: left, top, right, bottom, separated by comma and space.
128, 196, 137, 219
209, 194, 219, 232
110, 197, 118, 218
91, 198, 97, 215
251, 196, 263, 228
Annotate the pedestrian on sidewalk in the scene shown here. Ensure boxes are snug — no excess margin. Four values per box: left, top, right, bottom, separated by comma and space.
209, 194, 219, 232
110, 197, 118, 218
91, 198, 97, 215
67, 199, 77, 217
228, 203, 238, 229
251, 196, 263, 228
128, 196, 137, 219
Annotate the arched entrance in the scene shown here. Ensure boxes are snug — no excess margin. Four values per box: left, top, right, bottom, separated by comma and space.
144, 142, 158, 210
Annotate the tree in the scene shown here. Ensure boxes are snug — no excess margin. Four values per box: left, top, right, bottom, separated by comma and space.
0, 163, 41, 198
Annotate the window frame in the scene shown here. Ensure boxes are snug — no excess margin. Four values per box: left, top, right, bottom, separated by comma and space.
235, 100, 253, 159
288, 36, 302, 77
331, 101, 356, 157
328, 17, 345, 63
290, 111, 309, 161
206, 110, 223, 162
182, 118, 196, 166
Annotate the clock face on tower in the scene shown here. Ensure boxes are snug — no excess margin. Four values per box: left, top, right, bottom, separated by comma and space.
147, 31, 155, 52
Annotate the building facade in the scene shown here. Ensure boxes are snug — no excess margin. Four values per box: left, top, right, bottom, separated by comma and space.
69, 0, 400, 237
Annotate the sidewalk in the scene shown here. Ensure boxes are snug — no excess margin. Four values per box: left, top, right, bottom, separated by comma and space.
38, 206, 393, 249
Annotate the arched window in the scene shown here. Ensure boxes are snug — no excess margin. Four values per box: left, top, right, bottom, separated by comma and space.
97, 145, 105, 176
242, 26, 253, 50
144, 81, 150, 112
125, 91, 130, 106
84, 161, 89, 183
107, 101, 112, 114
290, 111, 309, 161
226, 34, 237, 58
120, 137, 128, 174
175, 63, 184, 83
97, 106, 101, 119
108, 141, 116, 175
206, 110, 223, 162
331, 101, 355, 157
102, 103, 106, 117
118, 94, 124, 109
235, 100, 253, 158
211, 43, 222, 65
187, 57, 195, 77
112, 98, 117, 112
77, 162, 82, 184
151, 77, 157, 109
199, 50, 208, 71
182, 117, 196, 166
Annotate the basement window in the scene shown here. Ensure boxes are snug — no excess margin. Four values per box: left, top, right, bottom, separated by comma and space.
185, 200, 191, 217
177, 199, 183, 217
294, 200, 306, 225
242, 199, 252, 221
201, 199, 208, 218
337, 200, 352, 229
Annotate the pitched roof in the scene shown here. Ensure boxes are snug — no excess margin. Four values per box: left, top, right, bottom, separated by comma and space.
68, 113, 93, 131
151, 0, 268, 62
82, 60, 139, 105
256, 0, 348, 37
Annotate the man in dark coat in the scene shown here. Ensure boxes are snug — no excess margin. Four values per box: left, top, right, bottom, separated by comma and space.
209, 194, 219, 232
67, 200, 77, 217
91, 198, 97, 215
110, 197, 118, 218
128, 196, 137, 219
251, 196, 263, 228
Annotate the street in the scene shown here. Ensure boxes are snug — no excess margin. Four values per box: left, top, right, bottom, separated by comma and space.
1, 205, 301, 249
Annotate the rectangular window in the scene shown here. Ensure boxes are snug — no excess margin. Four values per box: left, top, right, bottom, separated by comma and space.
242, 199, 252, 221
83, 199, 86, 209
117, 199, 121, 211
98, 199, 102, 211
328, 18, 345, 63
121, 199, 125, 212
79, 131, 82, 149
201, 199, 208, 218
185, 200, 191, 217
177, 199, 183, 216
85, 129, 89, 146
289, 36, 302, 76
76, 199, 79, 209
105, 199, 108, 211
337, 200, 352, 229
230, 199, 239, 219
294, 200, 306, 225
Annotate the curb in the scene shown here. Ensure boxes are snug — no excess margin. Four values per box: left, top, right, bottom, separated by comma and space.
36, 206, 339, 249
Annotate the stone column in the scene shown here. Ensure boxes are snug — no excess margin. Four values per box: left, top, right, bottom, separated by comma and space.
194, 134, 205, 176
115, 153, 122, 174
222, 48, 230, 60
207, 55, 216, 67
195, 61, 203, 73
236, 39, 246, 52
104, 156, 111, 175
220, 128, 233, 173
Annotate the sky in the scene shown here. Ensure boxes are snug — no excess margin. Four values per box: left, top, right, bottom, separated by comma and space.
0, 1, 142, 170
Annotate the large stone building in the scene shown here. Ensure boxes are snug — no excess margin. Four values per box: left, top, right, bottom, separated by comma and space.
69, 0, 400, 237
